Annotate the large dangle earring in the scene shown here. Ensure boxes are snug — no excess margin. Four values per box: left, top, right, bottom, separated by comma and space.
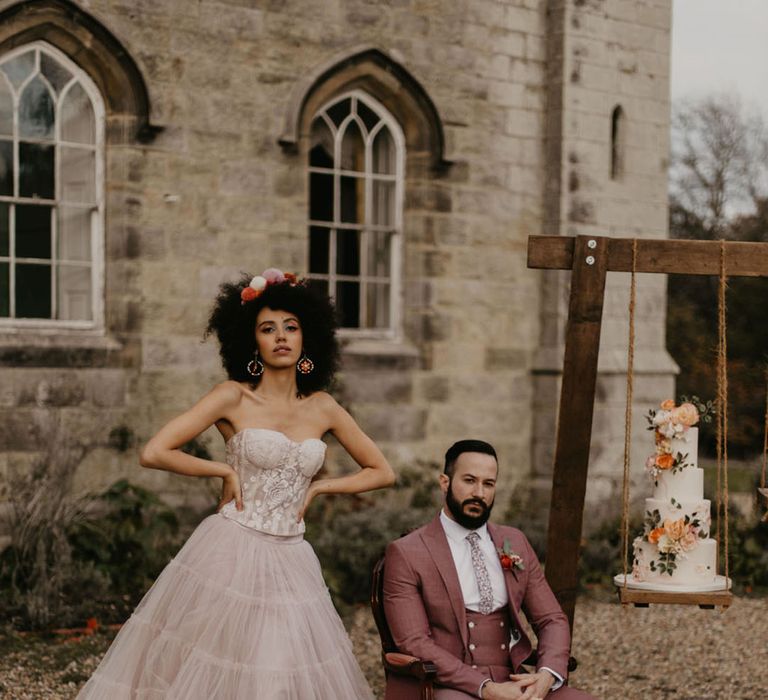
247, 352, 264, 377
297, 352, 314, 375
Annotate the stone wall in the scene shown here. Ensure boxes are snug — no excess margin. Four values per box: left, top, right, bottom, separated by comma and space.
0, 0, 673, 534
532, 0, 675, 525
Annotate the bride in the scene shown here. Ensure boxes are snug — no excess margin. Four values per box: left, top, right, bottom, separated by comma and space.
78, 268, 395, 699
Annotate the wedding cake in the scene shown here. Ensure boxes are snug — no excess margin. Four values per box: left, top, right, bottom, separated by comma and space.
616, 399, 725, 591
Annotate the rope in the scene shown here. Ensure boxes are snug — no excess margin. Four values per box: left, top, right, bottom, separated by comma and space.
715, 240, 729, 586
762, 366, 767, 490
620, 239, 638, 592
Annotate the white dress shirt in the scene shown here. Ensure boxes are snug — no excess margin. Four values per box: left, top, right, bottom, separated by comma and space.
440, 510, 509, 612
439, 510, 564, 696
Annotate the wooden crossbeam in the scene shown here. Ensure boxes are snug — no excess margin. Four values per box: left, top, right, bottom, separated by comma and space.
529, 236, 768, 276
527, 234, 768, 633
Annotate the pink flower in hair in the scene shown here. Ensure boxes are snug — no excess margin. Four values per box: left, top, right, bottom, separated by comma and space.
262, 268, 286, 284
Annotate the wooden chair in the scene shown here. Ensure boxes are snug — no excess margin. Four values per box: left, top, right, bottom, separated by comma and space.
370, 556, 577, 700
371, 556, 438, 700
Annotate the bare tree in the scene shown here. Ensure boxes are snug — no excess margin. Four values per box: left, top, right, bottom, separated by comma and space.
668, 94, 768, 462
671, 94, 768, 237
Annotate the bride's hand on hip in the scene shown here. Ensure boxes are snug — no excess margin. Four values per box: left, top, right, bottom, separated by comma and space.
218, 469, 243, 512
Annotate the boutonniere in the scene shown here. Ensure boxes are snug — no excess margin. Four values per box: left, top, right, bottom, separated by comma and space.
497, 538, 525, 571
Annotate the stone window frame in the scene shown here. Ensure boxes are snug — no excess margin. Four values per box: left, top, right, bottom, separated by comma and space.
0, 40, 106, 331
307, 89, 406, 340
280, 46, 449, 356
0, 0, 158, 361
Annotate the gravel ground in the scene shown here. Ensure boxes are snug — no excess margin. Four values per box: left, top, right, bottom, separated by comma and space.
1, 591, 765, 699
566, 593, 766, 699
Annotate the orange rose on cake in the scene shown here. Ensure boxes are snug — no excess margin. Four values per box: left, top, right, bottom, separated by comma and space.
663, 517, 687, 541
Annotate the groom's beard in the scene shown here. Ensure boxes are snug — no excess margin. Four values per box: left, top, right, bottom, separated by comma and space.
446, 481, 494, 530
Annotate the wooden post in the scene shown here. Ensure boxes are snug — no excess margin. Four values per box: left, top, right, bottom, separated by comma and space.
542, 236, 608, 630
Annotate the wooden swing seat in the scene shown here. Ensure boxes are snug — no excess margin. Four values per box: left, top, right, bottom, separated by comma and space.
615, 585, 732, 610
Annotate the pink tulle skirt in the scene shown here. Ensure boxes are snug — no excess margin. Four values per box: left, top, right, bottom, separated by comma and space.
77, 514, 374, 699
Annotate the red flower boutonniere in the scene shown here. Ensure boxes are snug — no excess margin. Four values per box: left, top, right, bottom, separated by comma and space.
497, 538, 525, 571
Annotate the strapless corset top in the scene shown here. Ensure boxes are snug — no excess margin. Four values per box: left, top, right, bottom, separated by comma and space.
218, 428, 326, 536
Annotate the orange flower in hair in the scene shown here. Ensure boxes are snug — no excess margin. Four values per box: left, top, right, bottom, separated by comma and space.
240, 287, 258, 303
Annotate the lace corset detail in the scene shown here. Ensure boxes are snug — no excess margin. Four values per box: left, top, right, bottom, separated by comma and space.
219, 428, 326, 536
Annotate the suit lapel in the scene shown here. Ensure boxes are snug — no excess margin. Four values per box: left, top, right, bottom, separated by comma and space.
487, 524, 536, 669
420, 513, 470, 649
488, 522, 520, 590
488, 523, 529, 651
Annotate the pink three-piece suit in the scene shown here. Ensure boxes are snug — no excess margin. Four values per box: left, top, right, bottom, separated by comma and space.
383, 514, 596, 699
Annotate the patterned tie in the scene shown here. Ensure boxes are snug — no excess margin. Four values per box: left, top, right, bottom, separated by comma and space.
466, 531, 494, 615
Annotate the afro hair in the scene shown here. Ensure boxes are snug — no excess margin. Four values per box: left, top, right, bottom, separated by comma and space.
205, 275, 339, 395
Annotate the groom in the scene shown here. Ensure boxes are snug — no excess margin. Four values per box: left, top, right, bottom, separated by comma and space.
382, 440, 596, 700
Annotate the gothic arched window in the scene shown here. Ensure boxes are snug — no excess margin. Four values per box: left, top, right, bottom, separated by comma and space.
307, 91, 404, 334
0, 42, 104, 325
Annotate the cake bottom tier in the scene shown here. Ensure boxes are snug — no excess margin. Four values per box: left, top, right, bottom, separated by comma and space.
631, 536, 718, 587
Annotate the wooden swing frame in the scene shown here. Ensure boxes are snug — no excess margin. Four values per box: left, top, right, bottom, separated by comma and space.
527, 235, 768, 629
760, 379, 768, 513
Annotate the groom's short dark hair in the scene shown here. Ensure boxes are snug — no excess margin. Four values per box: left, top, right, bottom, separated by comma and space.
444, 440, 497, 478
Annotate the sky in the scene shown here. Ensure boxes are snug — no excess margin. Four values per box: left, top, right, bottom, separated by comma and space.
671, 0, 768, 117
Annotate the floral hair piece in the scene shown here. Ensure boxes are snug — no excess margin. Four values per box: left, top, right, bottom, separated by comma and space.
240, 268, 299, 304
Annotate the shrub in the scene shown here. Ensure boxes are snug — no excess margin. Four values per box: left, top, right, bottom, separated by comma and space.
578, 515, 642, 587
0, 408, 214, 630
723, 502, 768, 591
306, 462, 441, 611
67, 479, 183, 621
0, 476, 184, 629
0, 412, 88, 629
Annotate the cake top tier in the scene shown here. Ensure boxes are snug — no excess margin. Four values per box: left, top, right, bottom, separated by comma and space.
645, 399, 703, 485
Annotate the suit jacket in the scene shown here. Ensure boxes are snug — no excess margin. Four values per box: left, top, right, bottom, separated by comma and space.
382, 513, 571, 698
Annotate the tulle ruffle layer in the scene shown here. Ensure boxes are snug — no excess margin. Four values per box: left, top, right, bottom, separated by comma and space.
77, 514, 374, 699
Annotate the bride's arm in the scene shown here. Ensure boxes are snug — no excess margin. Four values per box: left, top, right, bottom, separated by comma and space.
297, 395, 395, 520
139, 381, 244, 510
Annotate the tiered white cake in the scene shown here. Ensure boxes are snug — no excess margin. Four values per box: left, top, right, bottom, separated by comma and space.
615, 400, 726, 592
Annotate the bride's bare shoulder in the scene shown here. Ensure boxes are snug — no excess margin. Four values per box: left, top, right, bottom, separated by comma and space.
206, 380, 247, 406
306, 392, 350, 426
305, 391, 338, 409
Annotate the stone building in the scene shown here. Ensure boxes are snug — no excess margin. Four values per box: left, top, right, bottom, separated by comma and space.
0, 0, 675, 532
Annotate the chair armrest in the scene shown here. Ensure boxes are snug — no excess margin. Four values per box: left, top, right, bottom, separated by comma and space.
383, 652, 438, 681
